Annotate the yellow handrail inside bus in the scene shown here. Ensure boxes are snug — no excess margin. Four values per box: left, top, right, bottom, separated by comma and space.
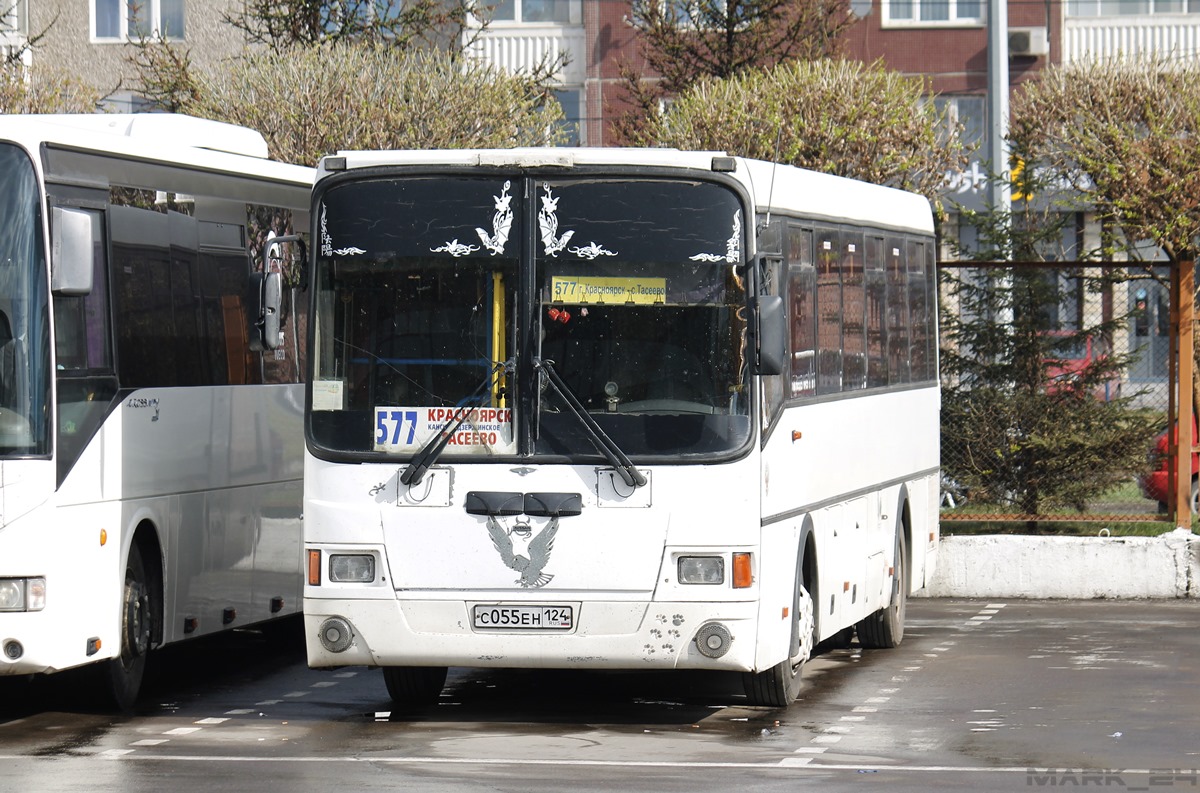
491, 271, 506, 408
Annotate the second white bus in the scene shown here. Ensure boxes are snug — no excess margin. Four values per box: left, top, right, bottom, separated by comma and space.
301, 148, 939, 707
0, 114, 313, 709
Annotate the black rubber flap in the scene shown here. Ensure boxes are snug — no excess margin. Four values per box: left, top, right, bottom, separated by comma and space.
464, 491, 524, 516
523, 492, 583, 517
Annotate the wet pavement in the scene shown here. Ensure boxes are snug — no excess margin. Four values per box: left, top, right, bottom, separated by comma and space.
2, 599, 1198, 792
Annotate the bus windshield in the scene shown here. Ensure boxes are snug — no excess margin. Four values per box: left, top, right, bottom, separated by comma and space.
310, 175, 751, 461
0, 144, 51, 457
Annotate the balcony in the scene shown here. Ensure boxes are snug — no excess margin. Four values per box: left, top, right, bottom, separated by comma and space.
466, 24, 586, 86
1064, 15, 1200, 61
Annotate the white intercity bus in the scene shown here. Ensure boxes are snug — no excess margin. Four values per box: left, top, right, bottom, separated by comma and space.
0, 115, 313, 708
301, 148, 939, 707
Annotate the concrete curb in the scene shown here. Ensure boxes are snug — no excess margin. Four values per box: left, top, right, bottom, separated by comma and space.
915, 528, 1200, 599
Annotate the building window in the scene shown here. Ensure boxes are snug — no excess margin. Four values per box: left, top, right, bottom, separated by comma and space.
93, 0, 185, 41
2, 0, 26, 35
488, 0, 581, 24
885, 0, 983, 24
101, 91, 158, 113
553, 87, 582, 146
1068, 0, 1200, 14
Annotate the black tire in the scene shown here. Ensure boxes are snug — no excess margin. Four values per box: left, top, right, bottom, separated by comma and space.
98, 543, 153, 711
382, 666, 448, 706
857, 529, 908, 649
742, 583, 815, 707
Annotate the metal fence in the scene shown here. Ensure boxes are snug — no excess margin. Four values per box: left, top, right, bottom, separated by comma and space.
937, 262, 1175, 526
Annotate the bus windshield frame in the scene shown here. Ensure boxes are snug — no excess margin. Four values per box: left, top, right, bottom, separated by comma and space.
308, 171, 755, 465
0, 143, 52, 458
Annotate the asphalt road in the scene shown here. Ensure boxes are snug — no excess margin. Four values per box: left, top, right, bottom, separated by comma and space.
1, 599, 1198, 793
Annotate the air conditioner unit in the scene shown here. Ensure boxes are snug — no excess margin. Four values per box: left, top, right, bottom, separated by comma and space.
1009, 26, 1049, 57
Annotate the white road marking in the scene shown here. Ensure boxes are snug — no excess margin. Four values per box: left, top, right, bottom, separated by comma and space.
163, 728, 201, 736
41, 754, 1173, 777
195, 718, 228, 725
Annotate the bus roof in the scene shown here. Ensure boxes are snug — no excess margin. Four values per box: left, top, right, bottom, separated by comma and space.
0, 114, 313, 185
319, 148, 934, 236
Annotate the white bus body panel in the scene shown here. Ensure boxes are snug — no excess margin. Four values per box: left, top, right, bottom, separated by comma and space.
0, 383, 303, 677
761, 385, 941, 629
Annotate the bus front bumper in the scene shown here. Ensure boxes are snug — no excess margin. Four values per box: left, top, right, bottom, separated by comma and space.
303, 598, 762, 672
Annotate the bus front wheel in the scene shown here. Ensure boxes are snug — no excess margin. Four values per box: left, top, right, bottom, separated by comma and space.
383, 666, 448, 706
98, 543, 153, 711
742, 584, 814, 708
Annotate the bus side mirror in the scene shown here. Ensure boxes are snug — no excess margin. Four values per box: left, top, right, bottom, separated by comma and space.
250, 268, 283, 350
261, 233, 308, 290
50, 207, 95, 296
754, 294, 786, 376
258, 268, 283, 350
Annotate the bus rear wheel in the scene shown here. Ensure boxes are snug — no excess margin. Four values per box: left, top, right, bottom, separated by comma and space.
383, 666, 448, 706
857, 530, 907, 649
742, 584, 814, 708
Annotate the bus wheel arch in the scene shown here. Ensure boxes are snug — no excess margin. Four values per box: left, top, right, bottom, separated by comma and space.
742, 516, 817, 708
98, 521, 163, 711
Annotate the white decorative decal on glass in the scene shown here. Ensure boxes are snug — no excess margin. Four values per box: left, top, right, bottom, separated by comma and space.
689, 212, 741, 263
568, 242, 617, 260
538, 184, 575, 257
476, 180, 513, 256
320, 203, 332, 256
538, 184, 618, 260
321, 203, 366, 256
430, 240, 481, 257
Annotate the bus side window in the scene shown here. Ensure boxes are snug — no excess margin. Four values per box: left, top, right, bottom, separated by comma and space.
907, 239, 929, 382
787, 225, 815, 399
866, 236, 887, 388
815, 227, 842, 395
886, 237, 910, 385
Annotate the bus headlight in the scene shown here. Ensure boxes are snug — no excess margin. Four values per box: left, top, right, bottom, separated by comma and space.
329, 555, 376, 583
678, 556, 724, 585
0, 578, 46, 612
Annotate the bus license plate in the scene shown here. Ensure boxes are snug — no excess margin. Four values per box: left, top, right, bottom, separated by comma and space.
471, 604, 573, 631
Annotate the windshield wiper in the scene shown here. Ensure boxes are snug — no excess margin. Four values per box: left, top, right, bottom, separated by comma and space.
535, 358, 647, 489
400, 359, 514, 487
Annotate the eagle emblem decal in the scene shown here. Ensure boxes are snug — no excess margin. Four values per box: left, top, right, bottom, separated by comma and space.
486, 516, 558, 588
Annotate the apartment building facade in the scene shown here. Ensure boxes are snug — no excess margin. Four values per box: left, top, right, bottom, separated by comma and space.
9, 2, 1193, 384
15, 0, 244, 110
